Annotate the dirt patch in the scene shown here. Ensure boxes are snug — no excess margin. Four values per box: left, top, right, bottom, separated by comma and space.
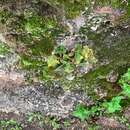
0, 70, 25, 89
96, 117, 127, 130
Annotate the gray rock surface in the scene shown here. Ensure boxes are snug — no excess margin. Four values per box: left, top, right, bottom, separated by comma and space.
0, 82, 93, 118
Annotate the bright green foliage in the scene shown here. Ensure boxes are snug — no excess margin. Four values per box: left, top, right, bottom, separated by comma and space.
103, 96, 122, 113
72, 104, 90, 121
121, 83, 130, 97
24, 14, 58, 38
72, 93, 124, 120
119, 68, 130, 85
0, 119, 22, 130
50, 118, 60, 129
72, 104, 99, 121
27, 112, 43, 123
72, 96, 122, 121
119, 68, 130, 97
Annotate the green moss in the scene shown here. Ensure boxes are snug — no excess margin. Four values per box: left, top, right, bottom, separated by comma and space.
24, 14, 58, 38
0, 43, 10, 55
0, 119, 22, 130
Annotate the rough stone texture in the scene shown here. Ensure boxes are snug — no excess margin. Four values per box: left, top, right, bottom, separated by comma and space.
106, 70, 118, 83
124, 106, 130, 122
0, 52, 18, 70
0, 82, 93, 118
0, 2, 130, 130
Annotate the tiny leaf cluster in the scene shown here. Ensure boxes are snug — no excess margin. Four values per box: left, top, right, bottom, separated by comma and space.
47, 44, 97, 73
72, 68, 130, 121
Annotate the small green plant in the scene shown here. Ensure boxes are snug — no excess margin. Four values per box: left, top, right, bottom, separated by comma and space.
118, 68, 130, 97
72, 104, 99, 121
72, 68, 130, 121
50, 118, 60, 129
24, 14, 58, 38
27, 112, 60, 129
47, 44, 97, 73
72, 98, 123, 121
63, 120, 70, 128
27, 112, 43, 123
0, 43, 9, 55
103, 96, 123, 113
72, 104, 90, 121
0, 119, 22, 130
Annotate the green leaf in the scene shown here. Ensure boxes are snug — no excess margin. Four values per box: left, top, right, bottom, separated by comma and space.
74, 44, 83, 64
63, 62, 74, 73
47, 55, 59, 68
54, 45, 66, 56
121, 83, 130, 97
74, 51, 83, 64
118, 68, 130, 97
119, 69, 130, 85
21, 59, 32, 67
103, 96, 122, 113
72, 104, 90, 121
27, 115, 34, 122
51, 118, 60, 129
0, 43, 9, 55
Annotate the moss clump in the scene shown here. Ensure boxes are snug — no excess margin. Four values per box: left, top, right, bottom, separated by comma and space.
19, 44, 97, 82
24, 13, 59, 38
0, 42, 10, 55
60, 0, 90, 18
